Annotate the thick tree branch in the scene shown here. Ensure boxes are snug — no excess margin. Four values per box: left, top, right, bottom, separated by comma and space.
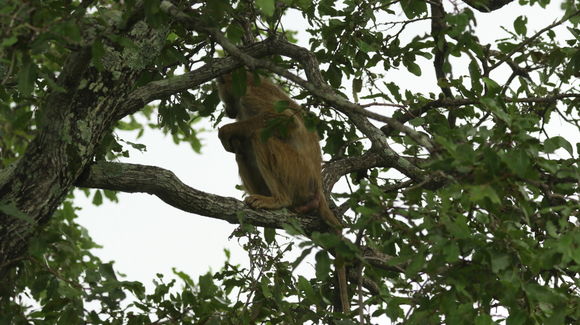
460, 0, 513, 12
320, 151, 422, 195
353, 109, 436, 152
75, 161, 407, 276
77, 152, 409, 229
322, 152, 385, 195
75, 162, 324, 230
0, 11, 168, 276
120, 40, 282, 119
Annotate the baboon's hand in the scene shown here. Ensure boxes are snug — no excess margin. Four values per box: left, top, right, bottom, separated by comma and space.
218, 124, 237, 153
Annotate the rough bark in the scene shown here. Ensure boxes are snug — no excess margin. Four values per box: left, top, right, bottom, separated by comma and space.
75, 162, 324, 230
0, 16, 218, 276
0, 46, 128, 274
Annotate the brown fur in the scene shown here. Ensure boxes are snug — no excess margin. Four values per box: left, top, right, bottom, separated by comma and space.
217, 71, 349, 312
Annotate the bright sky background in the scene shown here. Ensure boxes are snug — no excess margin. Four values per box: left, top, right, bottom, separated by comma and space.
74, 0, 574, 299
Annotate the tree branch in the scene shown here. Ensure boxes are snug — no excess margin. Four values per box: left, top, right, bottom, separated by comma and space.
77, 152, 415, 228
321, 151, 424, 195
75, 161, 408, 275
120, 32, 312, 120
460, 0, 514, 12
0, 12, 168, 276
75, 161, 324, 230
381, 94, 580, 135
430, 0, 456, 127
489, 10, 580, 71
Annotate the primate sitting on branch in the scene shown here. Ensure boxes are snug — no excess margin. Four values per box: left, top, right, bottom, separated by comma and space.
217, 70, 350, 313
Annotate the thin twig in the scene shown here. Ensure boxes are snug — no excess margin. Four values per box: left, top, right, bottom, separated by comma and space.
359, 102, 406, 108
490, 10, 580, 71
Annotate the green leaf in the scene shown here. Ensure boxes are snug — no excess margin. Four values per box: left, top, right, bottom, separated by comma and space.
188, 134, 202, 153
443, 242, 460, 262
475, 314, 494, 325
202, 89, 220, 116
260, 277, 273, 298
199, 273, 217, 298
491, 253, 510, 273
357, 40, 375, 53
315, 251, 331, 281
92, 39, 105, 71
480, 97, 510, 123
42, 73, 66, 93
226, 24, 244, 44
126, 141, 147, 152
264, 227, 276, 244
205, 0, 229, 21
482, 77, 501, 95
17, 56, 37, 96
503, 149, 531, 177
405, 251, 425, 275
409, 117, 425, 127
58, 306, 81, 324
352, 78, 362, 93
0, 201, 34, 223
326, 64, 342, 88
469, 60, 483, 93
103, 190, 119, 203
400, 0, 427, 19
295, 0, 312, 10
1, 35, 18, 47
99, 262, 118, 281
256, 0, 275, 17
442, 215, 471, 239
506, 310, 527, 325
63, 21, 82, 43
514, 16, 527, 36
166, 32, 179, 42
469, 185, 501, 204
92, 190, 103, 206
144, 0, 161, 16
404, 60, 422, 76
297, 276, 315, 299
544, 136, 573, 156
61, 201, 76, 220
385, 82, 402, 102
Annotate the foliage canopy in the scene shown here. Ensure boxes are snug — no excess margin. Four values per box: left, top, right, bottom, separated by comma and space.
0, 0, 578, 324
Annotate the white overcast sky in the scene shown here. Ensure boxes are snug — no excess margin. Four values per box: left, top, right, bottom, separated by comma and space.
74, 1, 575, 293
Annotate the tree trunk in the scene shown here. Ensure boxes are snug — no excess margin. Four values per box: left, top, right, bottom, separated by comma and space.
0, 24, 161, 280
